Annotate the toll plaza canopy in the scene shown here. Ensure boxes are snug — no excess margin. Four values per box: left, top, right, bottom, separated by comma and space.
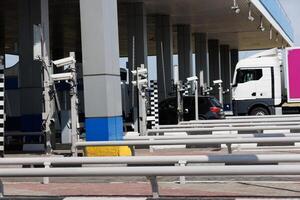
0, 0, 294, 55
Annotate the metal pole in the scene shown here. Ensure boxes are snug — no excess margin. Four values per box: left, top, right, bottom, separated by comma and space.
177, 81, 183, 123
42, 162, 50, 184
137, 65, 147, 136
158, 121, 300, 129
125, 133, 300, 141
147, 125, 300, 134
0, 179, 3, 197
180, 117, 300, 124
70, 52, 78, 157
219, 82, 223, 105
75, 137, 300, 147
0, 154, 300, 165
1, 165, 300, 177
40, 23, 54, 155
227, 114, 300, 119
195, 80, 199, 121
147, 176, 159, 198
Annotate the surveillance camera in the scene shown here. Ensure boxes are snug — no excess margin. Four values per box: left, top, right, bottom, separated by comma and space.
259, 26, 265, 32
52, 56, 76, 68
248, 16, 254, 22
231, 6, 240, 14
186, 76, 198, 82
213, 79, 223, 85
51, 72, 74, 82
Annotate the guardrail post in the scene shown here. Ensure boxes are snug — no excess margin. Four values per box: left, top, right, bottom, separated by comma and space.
43, 162, 51, 184
178, 160, 187, 184
226, 143, 232, 154
149, 138, 154, 152
147, 176, 159, 199
0, 179, 3, 197
72, 144, 78, 157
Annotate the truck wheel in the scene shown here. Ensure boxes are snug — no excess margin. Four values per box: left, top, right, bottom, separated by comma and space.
250, 107, 269, 116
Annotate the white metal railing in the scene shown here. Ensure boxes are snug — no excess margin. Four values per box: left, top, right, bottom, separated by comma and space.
0, 164, 300, 198
0, 154, 299, 165
226, 114, 300, 119
124, 133, 300, 141
158, 121, 300, 129
147, 125, 300, 135
179, 117, 300, 125
75, 137, 300, 155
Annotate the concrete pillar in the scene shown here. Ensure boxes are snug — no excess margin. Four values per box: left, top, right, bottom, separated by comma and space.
127, 2, 148, 129
80, 0, 123, 141
177, 25, 192, 81
208, 39, 220, 98
220, 45, 231, 108
155, 15, 173, 102
18, 0, 49, 133
230, 49, 239, 82
195, 33, 208, 88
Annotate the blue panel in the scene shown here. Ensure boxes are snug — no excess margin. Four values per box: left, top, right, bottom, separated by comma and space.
5, 116, 21, 131
85, 116, 123, 141
5, 77, 18, 90
20, 114, 43, 132
259, 0, 294, 42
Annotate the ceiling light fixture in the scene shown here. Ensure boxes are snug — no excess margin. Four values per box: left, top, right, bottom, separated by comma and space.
231, 0, 240, 14
258, 16, 265, 32
275, 32, 279, 42
248, 2, 254, 21
269, 25, 273, 40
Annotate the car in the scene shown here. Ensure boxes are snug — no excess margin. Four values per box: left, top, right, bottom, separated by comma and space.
159, 96, 224, 125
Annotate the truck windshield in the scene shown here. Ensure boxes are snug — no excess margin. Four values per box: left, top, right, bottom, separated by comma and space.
236, 69, 262, 83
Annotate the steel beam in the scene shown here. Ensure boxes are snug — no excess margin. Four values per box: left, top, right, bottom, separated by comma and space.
0, 165, 300, 177
0, 154, 300, 165
147, 125, 300, 134
75, 137, 300, 147
124, 133, 300, 140
159, 121, 300, 129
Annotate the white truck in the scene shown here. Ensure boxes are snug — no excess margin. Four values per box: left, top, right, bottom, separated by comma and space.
232, 48, 300, 116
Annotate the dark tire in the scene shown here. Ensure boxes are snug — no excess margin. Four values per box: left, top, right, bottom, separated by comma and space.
250, 107, 269, 116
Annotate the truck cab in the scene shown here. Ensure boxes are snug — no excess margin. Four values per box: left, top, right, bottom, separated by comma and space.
232, 48, 282, 115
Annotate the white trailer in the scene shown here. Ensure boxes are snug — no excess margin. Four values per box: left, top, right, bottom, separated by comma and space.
232, 48, 300, 116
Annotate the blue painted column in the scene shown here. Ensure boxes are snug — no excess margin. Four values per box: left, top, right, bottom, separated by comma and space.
80, 0, 123, 141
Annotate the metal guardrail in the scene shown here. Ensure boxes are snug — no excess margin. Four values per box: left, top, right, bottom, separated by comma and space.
1, 165, 300, 177
226, 114, 300, 119
75, 137, 300, 154
1, 164, 300, 198
147, 125, 300, 135
124, 133, 300, 140
179, 117, 300, 125
158, 121, 300, 129
0, 154, 300, 165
